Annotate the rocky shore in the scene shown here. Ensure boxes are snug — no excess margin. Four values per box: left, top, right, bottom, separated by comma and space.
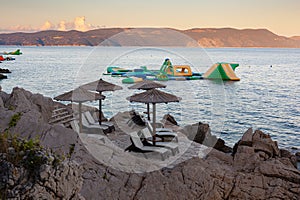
0, 68, 11, 80
0, 68, 11, 74
0, 86, 299, 199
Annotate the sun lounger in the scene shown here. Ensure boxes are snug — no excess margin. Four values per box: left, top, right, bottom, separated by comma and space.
145, 120, 178, 142
145, 120, 173, 133
127, 132, 171, 161
81, 114, 110, 134
139, 129, 179, 156
84, 111, 115, 131
70, 120, 105, 143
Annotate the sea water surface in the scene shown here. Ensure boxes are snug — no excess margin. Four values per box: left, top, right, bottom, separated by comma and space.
0, 46, 299, 149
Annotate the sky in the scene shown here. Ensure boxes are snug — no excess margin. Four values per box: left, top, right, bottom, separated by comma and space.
1, 0, 299, 36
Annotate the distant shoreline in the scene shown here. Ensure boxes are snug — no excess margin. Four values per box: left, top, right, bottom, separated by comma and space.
0, 45, 300, 49
0, 27, 299, 48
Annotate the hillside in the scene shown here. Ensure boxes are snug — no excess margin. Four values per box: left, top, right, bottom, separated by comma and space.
291, 36, 300, 41
0, 27, 299, 47
183, 28, 300, 47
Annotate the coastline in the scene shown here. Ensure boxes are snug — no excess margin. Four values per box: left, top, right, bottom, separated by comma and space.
1, 45, 300, 49
0, 86, 299, 199
0, 27, 300, 48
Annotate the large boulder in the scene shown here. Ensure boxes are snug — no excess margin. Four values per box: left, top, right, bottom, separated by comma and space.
0, 68, 11, 73
0, 90, 10, 104
0, 150, 83, 199
233, 128, 298, 170
181, 122, 232, 153
0, 74, 7, 79
5, 87, 54, 122
0, 88, 84, 199
162, 114, 178, 126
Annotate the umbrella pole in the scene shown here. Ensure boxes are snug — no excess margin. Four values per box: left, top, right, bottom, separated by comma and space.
147, 103, 150, 121
99, 99, 102, 125
152, 103, 156, 145
79, 102, 82, 133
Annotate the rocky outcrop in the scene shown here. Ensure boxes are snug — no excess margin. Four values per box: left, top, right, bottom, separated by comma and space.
0, 138, 83, 199
0, 86, 299, 199
4, 87, 54, 122
162, 113, 178, 126
181, 122, 233, 153
0, 74, 7, 79
233, 128, 297, 169
0, 87, 84, 198
296, 152, 300, 162
0, 68, 11, 73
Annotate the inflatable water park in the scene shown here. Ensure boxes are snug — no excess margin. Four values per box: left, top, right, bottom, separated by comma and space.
105, 58, 240, 83
0, 49, 22, 55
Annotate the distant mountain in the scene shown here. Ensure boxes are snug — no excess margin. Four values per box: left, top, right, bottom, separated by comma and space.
291, 36, 300, 41
0, 28, 299, 47
183, 28, 300, 48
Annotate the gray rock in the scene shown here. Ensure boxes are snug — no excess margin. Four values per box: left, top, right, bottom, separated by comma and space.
181, 122, 232, 153
0, 90, 10, 104
280, 149, 298, 168
162, 113, 178, 126
0, 74, 7, 79
296, 152, 300, 162
0, 96, 3, 108
240, 127, 253, 145
252, 130, 280, 157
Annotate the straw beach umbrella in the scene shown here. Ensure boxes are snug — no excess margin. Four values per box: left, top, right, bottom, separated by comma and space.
81, 78, 122, 125
127, 88, 181, 144
54, 87, 105, 132
128, 80, 166, 120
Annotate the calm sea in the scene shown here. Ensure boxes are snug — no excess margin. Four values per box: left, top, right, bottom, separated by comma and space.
0, 46, 299, 150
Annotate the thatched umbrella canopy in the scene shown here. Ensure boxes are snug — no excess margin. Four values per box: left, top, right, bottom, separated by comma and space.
128, 80, 166, 120
128, 80, 166, 90
54, 87, 105, 132
81, 78, 122, 125
127, 89, 181, 144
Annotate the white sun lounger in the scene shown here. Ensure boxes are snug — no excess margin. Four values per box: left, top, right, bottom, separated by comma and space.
145, 120, 178, 142
70, 120, 105, 143
145, 120, 174, 133
81, 114, 109, 134
84, 111, 115, 131
129, 132, 171, 161
139, 129, 179, 156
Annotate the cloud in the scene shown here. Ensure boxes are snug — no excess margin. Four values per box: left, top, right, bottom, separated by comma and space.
75, 16, 89, 31
0, 16, 98, 33
41, 21, 55, 31
0, 25, 37, 33
58, 21, 66, 31
58, 16, 95, 32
